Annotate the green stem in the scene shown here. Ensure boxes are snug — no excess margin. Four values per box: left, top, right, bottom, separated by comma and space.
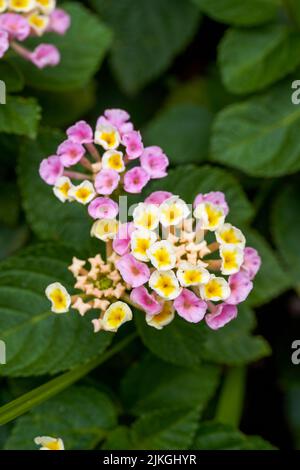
0, 332, 137, 426
215, 367, 246, 428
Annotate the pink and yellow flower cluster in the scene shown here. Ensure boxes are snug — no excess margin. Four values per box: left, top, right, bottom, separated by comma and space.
39, 109, 170, 216
0, 0, 70, 68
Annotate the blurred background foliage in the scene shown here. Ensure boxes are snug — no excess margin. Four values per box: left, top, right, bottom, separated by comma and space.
0, 0, 300, 450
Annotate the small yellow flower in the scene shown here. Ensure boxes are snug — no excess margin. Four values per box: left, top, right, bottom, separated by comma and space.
90, 218, 119, 241
194, 202, 225, 231
45, 282, 71, 314
200, 275, 230, 301
216, 223, 245, 247
149, 270, 181, 300
94, 124, 120, 150
34, 436, 64, 451
35, 0, 56, 14
8, 0, 35, 12
28, 13, 49, 35
159, 196, 190, 227
101, 301, 132, 332
0, 0, 8, 13
146, 302, 175, 330
102, 150, 125, 173
176, 261, 210, 287
53, 176, 73, 203
133, 203, 160, 231
220, 245, 244, 275
69, 180, 95, 205
147, 240, 176, 271
131, 229, 157, 262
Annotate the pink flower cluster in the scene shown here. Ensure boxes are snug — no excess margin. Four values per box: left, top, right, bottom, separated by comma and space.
0, 2, 70, 68
39, 109, 170, 214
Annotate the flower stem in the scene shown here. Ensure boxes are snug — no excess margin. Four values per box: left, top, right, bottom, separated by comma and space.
215, 366, 246, 428
86, 143, 101, 162
106, 240, 113, 259
63, 170, 92, 181
0, 332, 137, 425
207, 241, 219, 253
10, 41, 32, 61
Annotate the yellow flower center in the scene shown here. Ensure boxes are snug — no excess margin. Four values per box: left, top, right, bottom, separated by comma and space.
29, 14, 47, 29
49, 289, 67, 311
101, 131, 117, 147
205, 279, 222, 298
108, 153, 123, 171
153, 248, 171, 267
163, 204, 182, 224
45, 441, 61, 451
206, 205, 222, 227
184, 270, 201, 284
76, 187, 91, 202
59, 182, 71, 198
220, 229, 240, 244
135, 238, 151, 256
154, 276, 175, 296
223, 251, 238, 270
107, 307, 126, 328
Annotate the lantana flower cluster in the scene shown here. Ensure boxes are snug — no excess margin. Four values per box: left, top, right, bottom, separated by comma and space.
39, 109, 169, 217
42, 108, 260, 334
0, 0, 70, 68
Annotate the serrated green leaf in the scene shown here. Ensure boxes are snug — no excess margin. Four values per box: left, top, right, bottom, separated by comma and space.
0, 244, 112, 377
144, 104, 213, 165
211, 80, 300, 177
245, 229, 291, 306
192, 0, 279, 26
219, 25, 300, 95
192, 421, 276, 449
137, 165, 253, 226
131, 408, 200, 450
12, 3, 112, 91
0, 61, 24, 92
271, 182, 300, 284
91, 0, 200, 94
121, 353, 220, 416
5, 386, 117, 450
201, 306, 271, 365
0, 96, 40, 138
18, 128, 98, 252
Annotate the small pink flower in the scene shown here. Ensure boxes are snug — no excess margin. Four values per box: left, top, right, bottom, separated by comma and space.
48, 9, 71, 35
0, 13, 30, 41
227, 271, 253, 305
140, 146, 169, 179
241, 247, 261, 280
205, 303, 238, 330
105, 109, 130, 126
66, 120, 93, 144
122, 130, 143, 159
0, 30, 9, 58
144, 191, 173, 205
113, 222, 135, 256
30, 44, 60, 69
95, 169, 120, 195
39, 155, 64, 185
116, 253, 150, 288
194, 191, 229, 216
88, 197, 119, 220
174, 288, 207, 323
57, 140, 85, 167
130, 286, 162, 315
124, 167, 150, 194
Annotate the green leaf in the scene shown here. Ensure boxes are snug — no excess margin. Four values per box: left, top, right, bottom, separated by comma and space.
271, 181, 300, 284
0, 243, 112, 377
0, 61, 24, 92
121, 354, 220, 416
192, 0, 279, 26
192, 421, 276, 449
135, 314, 206, 368
284, 0, 300, 29
0, 96, 40, 138
91, 0, 200, 94
139, 165, 253, 226
245, 229, 291, 306
18, 128, 98, 252
5, 386, 117, 450
130, 408, 199, 450
219, 25, 300, 95
103, 426, 132, 450
12, 3, 112, 91
144, 104, 213, 165
211, 79, 300, 177
201, 306, 271, 365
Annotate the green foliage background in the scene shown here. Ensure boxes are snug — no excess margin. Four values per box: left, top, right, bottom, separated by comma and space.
0, 0, 299, 450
